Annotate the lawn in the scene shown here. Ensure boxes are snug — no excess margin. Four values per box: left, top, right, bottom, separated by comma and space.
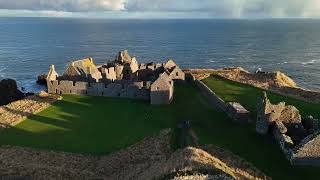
201, 75, 320, 180
0, 82, 227, 155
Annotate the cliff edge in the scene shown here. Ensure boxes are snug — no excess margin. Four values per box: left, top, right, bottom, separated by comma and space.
185, 67, 320, 102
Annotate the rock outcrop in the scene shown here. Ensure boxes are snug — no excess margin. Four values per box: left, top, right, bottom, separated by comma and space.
0, 79, 24, 106
36, 74, 47, 86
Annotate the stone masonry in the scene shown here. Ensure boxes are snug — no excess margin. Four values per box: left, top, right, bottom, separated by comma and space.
256, 91, 302, 135
47, 50, 185, 105
256, 91, 320, 166
0, 92, 61, 130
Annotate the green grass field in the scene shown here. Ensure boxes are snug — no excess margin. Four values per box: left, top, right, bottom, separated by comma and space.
1, 78, 320, 179
0, 83, 227, 155
201, 75, 320, 180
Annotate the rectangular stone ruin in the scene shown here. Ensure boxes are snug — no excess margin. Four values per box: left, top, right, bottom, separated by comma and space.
46, 50, 186, 105
256, 91, 320, 166
227, 102, 250, 123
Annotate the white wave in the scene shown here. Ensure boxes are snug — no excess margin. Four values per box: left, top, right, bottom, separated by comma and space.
301, 59, 320, 65
209, 60, 216, 63
277, 61, 289, 65
0, 67, 7, 72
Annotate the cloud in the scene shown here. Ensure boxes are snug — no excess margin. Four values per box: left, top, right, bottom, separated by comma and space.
0, 0, 125, 12
125, 0, 320, 18
0, 0, 320, 18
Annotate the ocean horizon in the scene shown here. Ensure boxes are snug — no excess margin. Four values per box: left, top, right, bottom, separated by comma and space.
0, 17, 320, 92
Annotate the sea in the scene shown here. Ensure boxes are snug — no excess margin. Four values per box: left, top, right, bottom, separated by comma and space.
0, 17, 320, 92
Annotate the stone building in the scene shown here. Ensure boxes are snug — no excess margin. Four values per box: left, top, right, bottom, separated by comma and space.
256, 91, 320, 166
150, 72, 174, 105
46, 50, 185, 105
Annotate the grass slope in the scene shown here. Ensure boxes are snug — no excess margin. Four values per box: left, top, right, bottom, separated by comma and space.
201, 75, 320, 180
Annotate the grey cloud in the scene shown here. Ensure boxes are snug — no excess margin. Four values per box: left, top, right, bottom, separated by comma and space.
0, 0, 319, 17
0, 0, 125, 12
125, 0, 320, 18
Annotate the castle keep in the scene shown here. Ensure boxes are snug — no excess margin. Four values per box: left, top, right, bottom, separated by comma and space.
46, 50, 185, 105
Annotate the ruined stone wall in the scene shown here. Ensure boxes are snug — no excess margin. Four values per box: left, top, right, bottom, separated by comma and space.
47, 80, 150, 100
169, 67, 185, 81
195, 80, 250, 123
0, 93, 61, 130
195, 80, 228, 111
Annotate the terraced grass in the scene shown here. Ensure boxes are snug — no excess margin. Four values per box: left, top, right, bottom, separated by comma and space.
201, 75, 320, 180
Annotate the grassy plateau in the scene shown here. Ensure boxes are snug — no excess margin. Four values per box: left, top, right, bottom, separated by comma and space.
0, 78, 319, 179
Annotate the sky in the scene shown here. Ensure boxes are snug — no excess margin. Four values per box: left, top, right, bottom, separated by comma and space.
0, 0, 319, 19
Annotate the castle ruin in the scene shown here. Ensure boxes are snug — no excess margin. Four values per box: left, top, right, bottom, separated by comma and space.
46, 50, 185, 105
256, 92, 320, 166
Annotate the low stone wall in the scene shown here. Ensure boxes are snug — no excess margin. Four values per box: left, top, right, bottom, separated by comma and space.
0, 93, 61, 130
195, 80, 250, 123
194, 80, 228, 111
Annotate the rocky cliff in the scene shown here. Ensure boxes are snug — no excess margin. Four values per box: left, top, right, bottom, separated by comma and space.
0, 79, 24, 106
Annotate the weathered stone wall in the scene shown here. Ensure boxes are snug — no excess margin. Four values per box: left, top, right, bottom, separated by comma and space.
195, 80, 250, 124
168, 66, 186, 81
47, 80, 150, 100
0, 93, 61, 130
195, 80, 228, 111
